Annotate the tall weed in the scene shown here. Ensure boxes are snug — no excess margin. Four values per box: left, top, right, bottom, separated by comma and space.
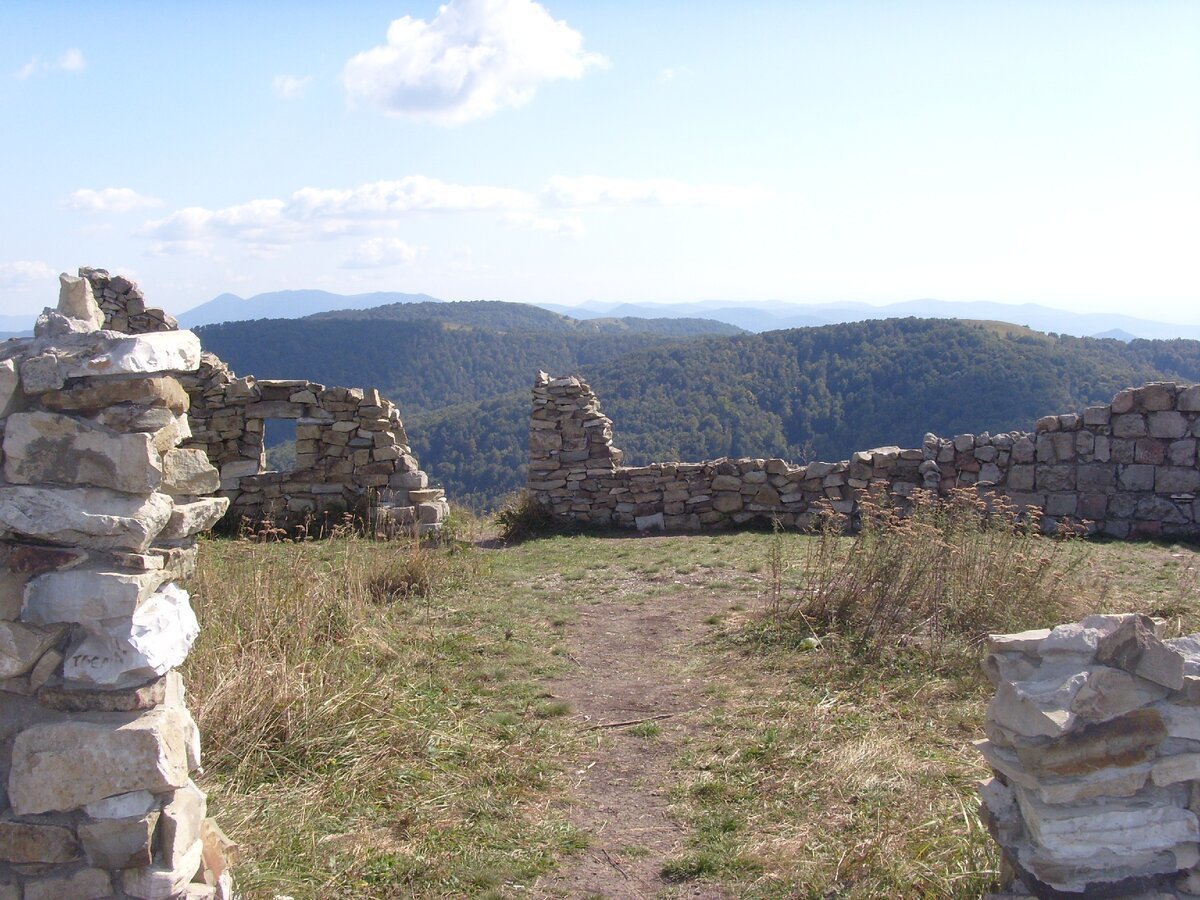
780, 488, 1084, 661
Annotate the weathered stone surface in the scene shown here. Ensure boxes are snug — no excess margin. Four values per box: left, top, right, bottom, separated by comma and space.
19, 331, 201, 393
21, 866, 112, 900
1013, 707, 1167, 777
22, 566, 169, 625
57, 273, 105, 330
3, 411, 162, 493
83, 789, 157, 819
8, 707, 192, 814
987, 670, 1086, 738
122, 836, 203, 900
0, 620, 64, 677
1151, 752, 1200, 786
1097, 614, 1186, 690
0, 820, 80, 863
39, 673, 171, 712
977, 738, 1152, 804
0, 485, 173, 550
160, 781, 206, 865
79, 810, 159, 868
0, 358, 20, 418
1070, 666, 1170, 720
158, 496, 230, 541
61, 584, 199, 688
40, 375, 189, 415
161, 448, 220, 495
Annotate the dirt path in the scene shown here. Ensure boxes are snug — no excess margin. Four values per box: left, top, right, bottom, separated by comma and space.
532, 581, 737, 899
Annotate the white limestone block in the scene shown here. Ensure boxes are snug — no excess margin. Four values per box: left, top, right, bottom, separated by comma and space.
62, 583, 199, 688
986, 669, 1087, 738
161, 448, 221, 496
22, 566, 170, 625
3, 411, 162, 493
84, 789, 157, 819
159, 496, 229, 541
57, 273, 104, 330
8, 707, 193, 814
122, 836, 203, 900
0, 358, 20, 418
0, 485, 173, 550
19, 330, 201, 393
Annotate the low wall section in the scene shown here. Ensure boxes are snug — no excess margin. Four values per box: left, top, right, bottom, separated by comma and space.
529, 372, 1200, 538
79, 268, 447, 533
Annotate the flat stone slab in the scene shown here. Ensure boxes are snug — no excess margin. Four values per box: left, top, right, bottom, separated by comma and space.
8, 706, 192, 814
16, 330, 201, 393
22, 566, 170, 625
0, 485, 173, 551
3, 411, 163, 494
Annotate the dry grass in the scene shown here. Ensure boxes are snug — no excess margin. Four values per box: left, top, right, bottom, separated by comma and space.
181, 528, 587, 898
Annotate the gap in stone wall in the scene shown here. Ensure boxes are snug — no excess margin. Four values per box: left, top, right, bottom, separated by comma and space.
262, 419, 298, 473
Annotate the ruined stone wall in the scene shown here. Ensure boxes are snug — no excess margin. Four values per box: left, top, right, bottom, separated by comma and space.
79, 267, 447, 533
0, 275, 234, 898
529, 373, 1200, 538
979, 615, 1200, 897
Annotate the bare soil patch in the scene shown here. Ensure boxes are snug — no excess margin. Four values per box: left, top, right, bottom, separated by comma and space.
533, 578, 744, 899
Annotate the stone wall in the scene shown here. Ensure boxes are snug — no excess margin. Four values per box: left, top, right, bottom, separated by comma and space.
529, 373, 1200, 538
0, 276, 234, 898
979, 615, 1200, 897
79, 267, 447, 534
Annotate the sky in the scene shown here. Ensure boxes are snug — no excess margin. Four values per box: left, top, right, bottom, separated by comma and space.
1, 0, 1197, 324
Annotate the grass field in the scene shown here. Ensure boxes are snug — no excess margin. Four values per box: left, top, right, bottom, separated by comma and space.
180, 518, 1199, 898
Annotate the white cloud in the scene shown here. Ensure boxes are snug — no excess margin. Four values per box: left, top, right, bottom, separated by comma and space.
342, 0, 607, 125
58, 48, 86, 72
272, 74, 312, 99
15, 50, 86, 80
138, 173, 768, 249
0, 260, 56, 283
67, 187, 163, 214
341, 237, 424, 269
543, 175, 771, 208
505, 212, 585, 236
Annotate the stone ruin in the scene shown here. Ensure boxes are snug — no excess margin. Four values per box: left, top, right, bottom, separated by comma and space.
980, 615, 1200, 897
530, 372, 1200, 538
78, 268, 447, 536
0, 276, 234, 897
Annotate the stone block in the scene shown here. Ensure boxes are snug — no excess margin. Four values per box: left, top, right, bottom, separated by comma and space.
8, 707, 192, 814
123, 837, 203, 900
78, 810, 159, 868
3, 411, 162, 493
160, 781, 207, 866
1140, 382, 1177, 411
0, 485, 173, 550
40, 376, 189, 415
635, 512, 664, 531
1035, 465, 1074, 491
1112, 414, 1148, 438
1013, 707, 1166, 777
1157, 467, 1200, 494
1169, 439, 1197, 466
0, 619, 64, 677
1149, 410, 1189, 438
62, 584, 199, 688
84, 789, 157, 819
1179, 385, 1200, 412
1083, 405, 1111, 426
1075, 465, 1115, 492
158, 497, 229, 541
0, 820, 81, 863
161, 449, 220, 496
1119, 465, 1156, 491
1097, 614, 1186, 689
1135, 438, 1168, 465
22, 566, 169, 625
22, 867, 112, 900
1007, 465, 1035, 491
20, 331, 201, 393
712, 492, 743, 513
0, 359, 22, 418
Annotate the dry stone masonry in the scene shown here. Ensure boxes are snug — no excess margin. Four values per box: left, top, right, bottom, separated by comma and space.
529, 373, 1200, 538
979, 615, 1200, 897
78, 267, 447, 535
0, 275, 234, 898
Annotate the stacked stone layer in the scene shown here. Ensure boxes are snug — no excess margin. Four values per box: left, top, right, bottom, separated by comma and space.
0, 276, 234, 898
81, 267, 178, 336
529, 373, 1200, 538
979, 615, 1200, 898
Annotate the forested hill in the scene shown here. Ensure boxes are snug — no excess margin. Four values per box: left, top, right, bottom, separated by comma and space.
408, 319, 1200, 508
307, 299, 744, 337
195, 309, 1200, 510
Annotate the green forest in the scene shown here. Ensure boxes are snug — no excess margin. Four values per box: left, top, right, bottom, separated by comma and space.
195, 303, 1200, 510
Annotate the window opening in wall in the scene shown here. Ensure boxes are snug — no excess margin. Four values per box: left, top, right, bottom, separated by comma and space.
263, 419, 299, 472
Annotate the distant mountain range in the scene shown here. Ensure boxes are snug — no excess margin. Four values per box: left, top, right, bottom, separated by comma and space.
176, 290, 441, 329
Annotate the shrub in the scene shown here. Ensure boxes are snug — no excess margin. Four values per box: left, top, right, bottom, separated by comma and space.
494, 490, 556, 542
778, 488, 1084, 661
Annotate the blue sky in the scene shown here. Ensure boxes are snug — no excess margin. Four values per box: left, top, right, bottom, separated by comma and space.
1, 1, 1197, 322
